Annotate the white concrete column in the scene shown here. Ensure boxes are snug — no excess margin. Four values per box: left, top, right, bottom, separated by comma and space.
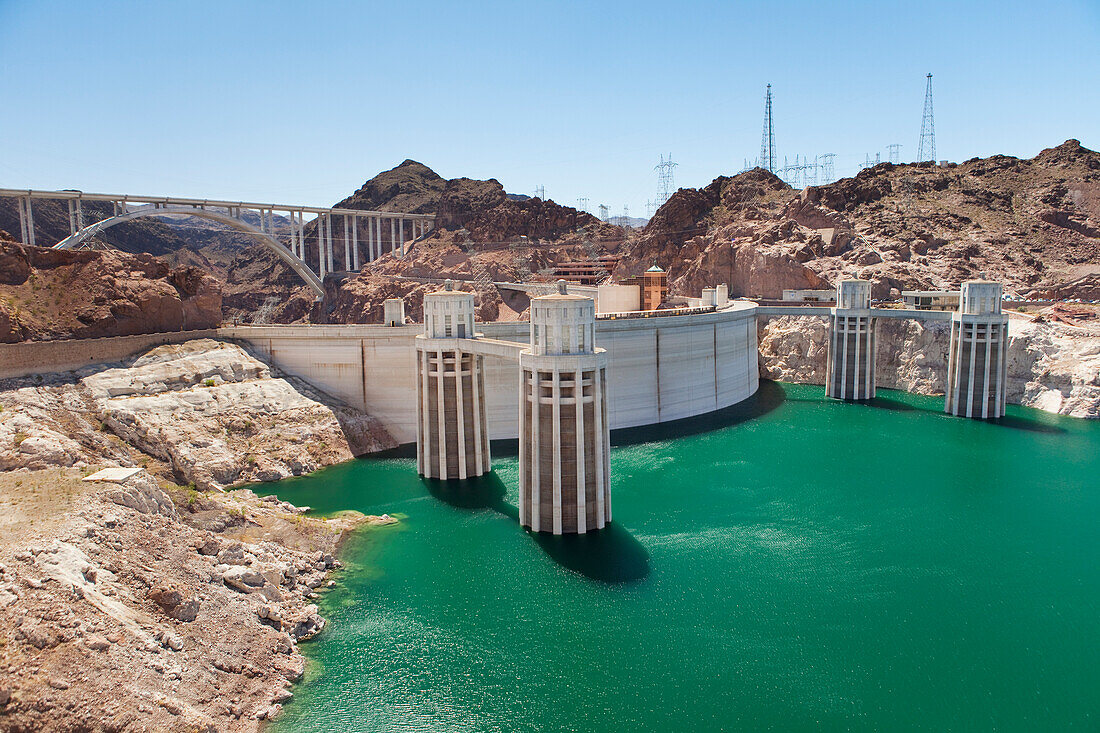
593, 366, 606, 528
390, 218, 396, 255
343, 215, 350, 270
326, 214, 335, 274
25, 198, 35, 246
551, 369, 562, 535
75, 199, 84, 230
995, 323, 1006, 417
318, 215, 326, 278
841, 318, 849, 398
417, 349, 427, 474
575, 367, 586, 534
531, 369, 541, 532
471, 355, 484, 474
399, 218, 405, 258
16, 197, 28, 245
435, 349, 447, 479
352, 216, 360, 271
966, 323, 977, 417
518, 366, 527, 525
455, 352, 467, 480
67, 200, 76, 235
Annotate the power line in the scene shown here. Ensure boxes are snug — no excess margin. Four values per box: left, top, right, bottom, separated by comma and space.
760, 84, 776, 173
654, 153, 678, 207
917, 73, 936, 162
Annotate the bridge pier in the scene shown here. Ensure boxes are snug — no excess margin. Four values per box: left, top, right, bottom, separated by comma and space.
826, 279, 876, 401
945, 281, 1008, 419
415, 281, 491, 480
519, 282, 610, 535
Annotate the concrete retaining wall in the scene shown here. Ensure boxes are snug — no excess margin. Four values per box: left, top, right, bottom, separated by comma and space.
219, 303, 759, 444
0, 330, 220, 380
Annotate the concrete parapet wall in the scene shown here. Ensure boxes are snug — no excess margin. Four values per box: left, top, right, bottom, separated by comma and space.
0, 330, 220, 380
219, 303, 760, 445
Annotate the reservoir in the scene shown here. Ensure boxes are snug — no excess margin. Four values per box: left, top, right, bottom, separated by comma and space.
269, 382, 1099, 731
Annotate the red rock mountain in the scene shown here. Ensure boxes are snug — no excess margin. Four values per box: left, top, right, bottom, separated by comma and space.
0, 233, 221, 342
630, 139, 1100, 300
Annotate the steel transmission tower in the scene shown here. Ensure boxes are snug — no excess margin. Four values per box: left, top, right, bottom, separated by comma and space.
917, 73, 936, 162
576, 197, 589, 213
760, 84, 776, 173
887, 143, 902, 164
819, 153, 836, 183
534, 185, 546, 199
654, 153, 678, 206
598, 204, 609, 222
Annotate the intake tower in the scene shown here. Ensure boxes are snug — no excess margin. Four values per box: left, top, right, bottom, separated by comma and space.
945, 281, 1009, 419
826, 279, 876, 401
415, 281, 491, 480
519, 283, 611, 535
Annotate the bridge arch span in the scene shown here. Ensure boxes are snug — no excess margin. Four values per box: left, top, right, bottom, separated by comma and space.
52, 206, 325, 298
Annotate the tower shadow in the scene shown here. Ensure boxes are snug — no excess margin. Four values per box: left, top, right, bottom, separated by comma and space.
422, 471, 516, 518
530, 522, 650, 584
423, 473, 648, 584
991, 414, 1066, 434
866, 394, 921, 412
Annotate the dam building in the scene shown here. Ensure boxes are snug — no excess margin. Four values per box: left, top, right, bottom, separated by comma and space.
414, 283, 492, 481
826, 280, 876, 401
944, 281, 1009, 419
414, 281, 612, 534
519, 286, 611, 535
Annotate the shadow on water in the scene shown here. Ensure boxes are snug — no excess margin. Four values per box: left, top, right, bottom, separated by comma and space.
995, 414, 1066, 435
424, 472, 648, 583
609, 379, 787, 447
531, 522, 650, 584
867, 394, 921, 413
422, 472, 518, 519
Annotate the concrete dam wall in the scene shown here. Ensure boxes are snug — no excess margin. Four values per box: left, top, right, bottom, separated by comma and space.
218, 303, 760, 445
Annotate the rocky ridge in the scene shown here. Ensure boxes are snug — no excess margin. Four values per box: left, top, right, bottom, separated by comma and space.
632, 140, 1100, 301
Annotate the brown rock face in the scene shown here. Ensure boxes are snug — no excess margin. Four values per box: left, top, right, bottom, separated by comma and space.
0, 242, 222, 342
435, 177, 614, 243
620, 139, 1100, 301
622, 169, 828, 298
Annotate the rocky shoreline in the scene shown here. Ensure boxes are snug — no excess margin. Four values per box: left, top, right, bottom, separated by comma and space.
0, 466, 394, 731
0, 338, 402, 730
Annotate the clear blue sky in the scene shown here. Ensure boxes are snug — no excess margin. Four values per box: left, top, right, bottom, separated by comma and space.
1, 0, 1097, 217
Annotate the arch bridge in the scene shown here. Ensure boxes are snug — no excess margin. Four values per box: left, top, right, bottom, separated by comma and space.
1, 187, 435, 298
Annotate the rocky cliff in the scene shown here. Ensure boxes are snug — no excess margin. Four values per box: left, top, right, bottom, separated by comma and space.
0, 239, 222, 343
0, 339, 396, 488
758, 313, 1100, 418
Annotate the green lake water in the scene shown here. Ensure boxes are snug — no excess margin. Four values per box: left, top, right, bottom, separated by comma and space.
268, 382, 1099, 732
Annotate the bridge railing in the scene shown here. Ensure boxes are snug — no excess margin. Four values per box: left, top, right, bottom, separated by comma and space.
0, 188, 437, 290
